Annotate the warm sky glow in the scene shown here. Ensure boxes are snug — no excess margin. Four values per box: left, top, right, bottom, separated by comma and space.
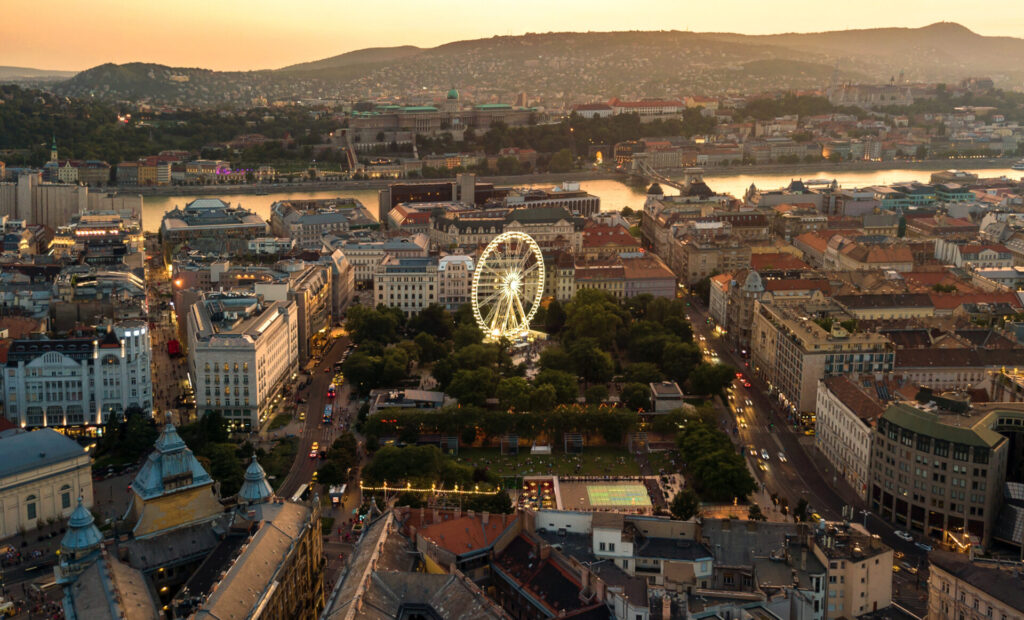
3, 0, 1023, 72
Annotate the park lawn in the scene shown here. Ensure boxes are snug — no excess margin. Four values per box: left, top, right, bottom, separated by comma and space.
646, 450, 682, 475
455, 447, 640, 478
268, 413, 292, 431
263, 437, 298, 489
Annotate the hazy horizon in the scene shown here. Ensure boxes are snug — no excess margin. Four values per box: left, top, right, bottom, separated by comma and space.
2, 0, 1023, 73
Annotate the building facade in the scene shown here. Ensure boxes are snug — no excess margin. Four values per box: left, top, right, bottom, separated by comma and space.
815, 376, 884, 501
870, 403, 1012, 549
3, 321, 153, 428
187, 294, 299, 430
0, 428, 92, 538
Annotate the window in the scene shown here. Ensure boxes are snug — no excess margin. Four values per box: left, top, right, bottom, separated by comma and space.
61, 485, 71, 510
599, 542, 606, 551
26, 495, 36, 521
608, 543, 615, 552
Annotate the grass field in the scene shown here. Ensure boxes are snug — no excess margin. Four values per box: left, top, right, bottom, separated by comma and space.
646, 450, 682, 475
268, 414, 292, 431
587, 483, 652, 507
456, 447, 640, 478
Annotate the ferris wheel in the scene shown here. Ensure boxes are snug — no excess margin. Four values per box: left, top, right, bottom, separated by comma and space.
471, 231, 545, 341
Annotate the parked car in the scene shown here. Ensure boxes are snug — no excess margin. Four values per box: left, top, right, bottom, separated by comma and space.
894, 530, 913, 542
914, 541, 933, 552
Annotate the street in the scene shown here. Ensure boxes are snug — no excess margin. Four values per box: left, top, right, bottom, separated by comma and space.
686, 297, 930, 616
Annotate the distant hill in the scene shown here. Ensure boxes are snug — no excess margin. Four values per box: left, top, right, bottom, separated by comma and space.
279, 45, 422, 72
49, 23, 1023, 106
0, 66, 76, 80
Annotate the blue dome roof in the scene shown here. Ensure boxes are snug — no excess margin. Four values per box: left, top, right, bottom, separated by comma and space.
239, 454, 273, 504
61, 498, 103, 553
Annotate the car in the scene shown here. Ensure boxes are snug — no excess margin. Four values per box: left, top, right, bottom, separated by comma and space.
894, 530, 913, 542
309, 449, 318, 458
758, 460, 768, 471
743, 381, 752, 388
311, 471, 319, 482
748, 446, 758, 457
738, 418, 748, 429
777, 452, 787, 463
745, 399, 753, 407
810, 512, 823, 522
324, 368, 330, 373
298, 411, 306, 421
761, 449, 770, 460
894, 550, 905, 560
914, 541, 933, 552
891, 564, 901, 573
311, 442, 319, 451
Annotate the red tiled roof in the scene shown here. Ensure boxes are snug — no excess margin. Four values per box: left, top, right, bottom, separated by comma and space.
822, 376, 884, 422
582, 224, 640, 249
751, 253, 809, 270
415, 513, 518, 556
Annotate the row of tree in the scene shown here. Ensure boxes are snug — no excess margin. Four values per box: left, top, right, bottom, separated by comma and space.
363, 403, 638, 447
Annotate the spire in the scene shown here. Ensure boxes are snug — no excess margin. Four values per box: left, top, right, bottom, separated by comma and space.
61, 498, 103, 556
50, 134, 58, 163
154, 421, 186, 454
239, 453, 273, 504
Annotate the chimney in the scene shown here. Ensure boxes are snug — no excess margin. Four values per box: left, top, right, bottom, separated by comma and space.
482, 511, 490, 526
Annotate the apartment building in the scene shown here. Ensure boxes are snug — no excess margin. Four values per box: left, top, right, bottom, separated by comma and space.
326, 234, 429, 287
672, 227, 752, 285
254, 261, 333, 364
187, 293, 298, 430
373, 256, 439, 316
870, 402, 1013, 549
437, 254, 474, 311
3, 321, 153, 428
751, 299, 893, 413
269, 198, 376, 249
927, 552, 1024, 620
816, 376, 885, 501
811, 527, 893, 618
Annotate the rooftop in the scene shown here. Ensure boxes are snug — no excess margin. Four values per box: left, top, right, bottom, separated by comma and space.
929, 552, 1024, 612
0, 428, 86, 483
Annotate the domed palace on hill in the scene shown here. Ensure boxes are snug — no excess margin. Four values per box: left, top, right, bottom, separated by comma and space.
348, 87, 538, 140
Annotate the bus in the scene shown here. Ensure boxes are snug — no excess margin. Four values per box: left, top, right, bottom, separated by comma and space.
290, 483, 309, 503
323, 404, 333, 424
327, 383, 337, 399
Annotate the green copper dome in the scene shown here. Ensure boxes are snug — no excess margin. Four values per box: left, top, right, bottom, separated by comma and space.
446, 88, 459, 100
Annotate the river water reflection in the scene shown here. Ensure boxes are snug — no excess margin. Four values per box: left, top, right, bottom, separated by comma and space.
138, 167, 1024, 233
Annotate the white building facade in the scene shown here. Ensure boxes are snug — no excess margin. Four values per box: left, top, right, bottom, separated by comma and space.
187, 295, 298, 430
437, 255, 474, 311
3, 321, 153, 428
815, 377, 879, 501
374, 257, 439, 316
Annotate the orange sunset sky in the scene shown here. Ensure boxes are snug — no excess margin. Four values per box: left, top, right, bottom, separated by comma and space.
3, 0, 1022, 72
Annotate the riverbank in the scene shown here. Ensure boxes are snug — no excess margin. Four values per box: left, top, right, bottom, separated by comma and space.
112, 157, 1022, 198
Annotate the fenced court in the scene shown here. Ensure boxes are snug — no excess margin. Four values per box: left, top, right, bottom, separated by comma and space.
586, 483, 652, 508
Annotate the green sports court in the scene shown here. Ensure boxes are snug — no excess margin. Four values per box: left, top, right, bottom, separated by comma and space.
586, 483, 652, 507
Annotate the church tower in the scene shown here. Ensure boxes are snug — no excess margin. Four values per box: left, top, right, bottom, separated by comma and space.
50, 135, 58, 163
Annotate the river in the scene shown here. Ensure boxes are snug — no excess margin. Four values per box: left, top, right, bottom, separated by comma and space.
138, 167, 1024, 233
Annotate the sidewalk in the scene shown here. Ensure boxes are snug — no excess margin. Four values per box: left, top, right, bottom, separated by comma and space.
796, 435, 866, 510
